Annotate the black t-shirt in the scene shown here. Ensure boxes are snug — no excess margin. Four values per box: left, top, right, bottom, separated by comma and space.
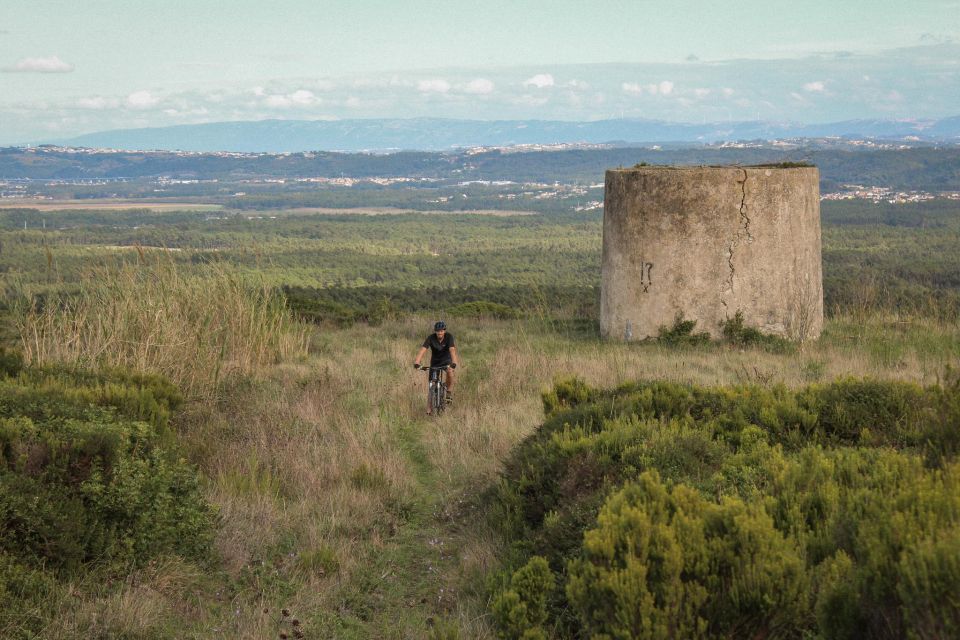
422, 332, 456, 366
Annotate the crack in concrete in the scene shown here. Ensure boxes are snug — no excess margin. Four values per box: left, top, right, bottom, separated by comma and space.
738, 168, 753, 243
722, 169, 752, 304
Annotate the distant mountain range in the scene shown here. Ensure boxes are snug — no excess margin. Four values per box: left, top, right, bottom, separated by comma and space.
48, 116, 960, 153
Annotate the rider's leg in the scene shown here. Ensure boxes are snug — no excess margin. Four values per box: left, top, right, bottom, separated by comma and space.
446, 368, 456, 396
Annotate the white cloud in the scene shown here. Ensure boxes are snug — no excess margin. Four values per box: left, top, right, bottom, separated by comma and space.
289, 89, 316, 104
127, 90, 159, 108
803, 80, 826, 92
462, 78, 494, 94
523, 73, 554, 89
722, 87, 736, 97
417, 78, 451, 93
693, 88, 712, 99
3, 55, 73, 73
263, 89, 317, 108
629, 80, 674, 96
252, 86, 266, 97
77, 96, 119, 110
265, 94, 292, 108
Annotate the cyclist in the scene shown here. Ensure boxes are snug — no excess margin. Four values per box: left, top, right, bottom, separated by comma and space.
413, 320, 461, 414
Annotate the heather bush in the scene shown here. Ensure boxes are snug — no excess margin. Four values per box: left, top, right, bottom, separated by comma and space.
567, 472, 809, 639
492, 556, 554, 640
0, 365, 216, 637
491, 375, 960, 639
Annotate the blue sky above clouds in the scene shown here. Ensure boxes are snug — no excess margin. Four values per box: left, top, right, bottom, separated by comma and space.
1, 0, 958, 142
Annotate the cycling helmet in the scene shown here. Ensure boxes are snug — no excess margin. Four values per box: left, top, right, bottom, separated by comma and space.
434, 320, 446, 331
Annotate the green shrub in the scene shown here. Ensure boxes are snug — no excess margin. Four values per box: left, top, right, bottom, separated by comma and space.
491, 375, 960, 639
657, 313, 710, 346
492, 556, 554, 640
719, 310, 795, 353
813, 377, 925, 445
541, 376, 595, 416
566, 472, 809, 639
0, 552, 58, 638
896, 525, 960, 640
0, 348, 22, 378
365, 296, 398, 326
924, 367, 960, 464
0, 367, 215, 579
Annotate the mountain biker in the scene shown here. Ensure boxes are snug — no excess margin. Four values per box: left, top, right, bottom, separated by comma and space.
413, 320, 461, 414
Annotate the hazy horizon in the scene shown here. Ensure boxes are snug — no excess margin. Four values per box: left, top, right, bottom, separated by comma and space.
2, 1, 959, 143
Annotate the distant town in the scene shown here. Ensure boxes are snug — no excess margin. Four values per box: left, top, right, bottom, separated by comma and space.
3, 173, 957, 208
1, 142, 959, 211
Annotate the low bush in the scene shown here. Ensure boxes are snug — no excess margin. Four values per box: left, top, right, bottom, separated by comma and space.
0, 365, 216, 637
491, 556, 555, 640
490, 375, 960, 639
720, 310, 795, 352
0, 347, 22, 377
568, 472, 809, 639
656, 313, 710, 346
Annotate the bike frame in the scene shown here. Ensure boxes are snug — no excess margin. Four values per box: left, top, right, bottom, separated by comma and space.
423, 365, 449, 415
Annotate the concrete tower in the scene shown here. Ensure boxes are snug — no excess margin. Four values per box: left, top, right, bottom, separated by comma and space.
600, 165, 823, 341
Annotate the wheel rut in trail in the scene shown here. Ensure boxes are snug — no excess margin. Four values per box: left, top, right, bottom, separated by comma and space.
329, 403, 475, 636
389, 406, 435, 490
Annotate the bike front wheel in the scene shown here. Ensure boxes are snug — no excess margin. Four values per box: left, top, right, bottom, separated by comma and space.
436, 382, 446, 414
428, 382, 444, 415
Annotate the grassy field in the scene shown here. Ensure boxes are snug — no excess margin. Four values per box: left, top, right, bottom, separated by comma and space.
1, 199, 959, 638
4, 302, 958, 638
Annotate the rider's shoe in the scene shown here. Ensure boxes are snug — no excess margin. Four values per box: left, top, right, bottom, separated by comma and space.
445, 392, 453, 404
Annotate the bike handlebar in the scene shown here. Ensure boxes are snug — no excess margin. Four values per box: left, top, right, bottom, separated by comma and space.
415, 364, 453, 371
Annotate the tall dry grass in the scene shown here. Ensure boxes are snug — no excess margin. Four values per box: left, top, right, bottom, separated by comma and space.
17, 254, 307, 398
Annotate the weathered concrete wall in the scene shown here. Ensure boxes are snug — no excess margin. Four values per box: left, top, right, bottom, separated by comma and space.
600, 166, 823, 341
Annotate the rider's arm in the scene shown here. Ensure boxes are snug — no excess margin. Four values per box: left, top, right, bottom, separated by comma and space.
450, 346, 461, 368
413, 346, 428, 367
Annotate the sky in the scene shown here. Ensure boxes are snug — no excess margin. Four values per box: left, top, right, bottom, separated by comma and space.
1, 0, 959, 143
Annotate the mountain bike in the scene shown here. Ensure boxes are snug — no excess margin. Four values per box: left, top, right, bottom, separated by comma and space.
417, 364, 451, 415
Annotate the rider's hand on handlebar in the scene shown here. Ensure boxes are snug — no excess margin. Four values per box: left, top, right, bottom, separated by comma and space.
413, 363, 420, 369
